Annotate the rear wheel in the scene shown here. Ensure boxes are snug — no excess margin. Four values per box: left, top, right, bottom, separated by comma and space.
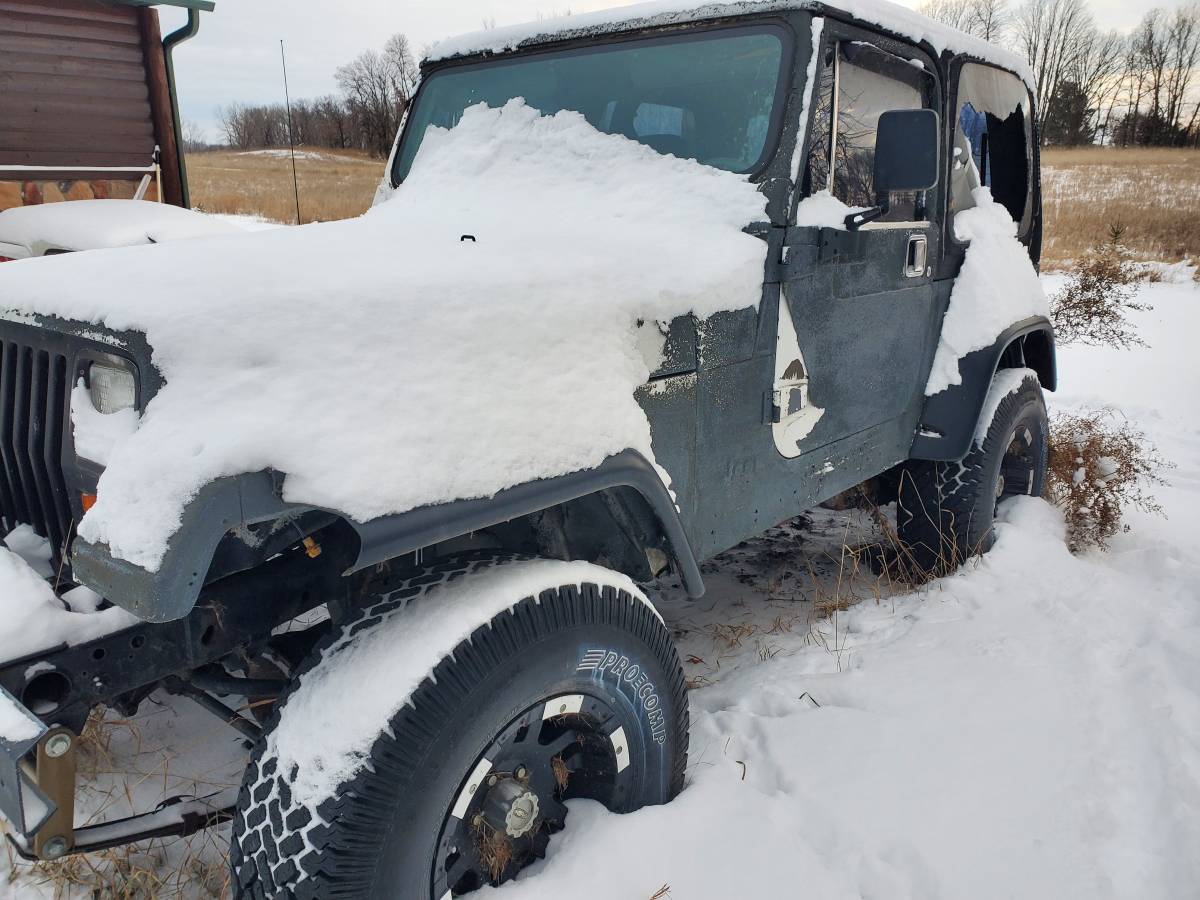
897, 370, 1048, 573
229, 556, 688, 899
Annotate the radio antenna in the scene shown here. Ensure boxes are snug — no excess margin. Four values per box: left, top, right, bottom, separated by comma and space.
280, 39, 302, 225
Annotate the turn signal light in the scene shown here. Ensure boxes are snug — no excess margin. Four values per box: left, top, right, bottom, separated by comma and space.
0, 257, 14, 263
81, 493, 98, 512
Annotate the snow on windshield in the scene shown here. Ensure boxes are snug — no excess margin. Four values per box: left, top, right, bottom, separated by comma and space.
0, 100, 767, 572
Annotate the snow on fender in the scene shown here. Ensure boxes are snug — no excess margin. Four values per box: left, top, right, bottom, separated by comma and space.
924, 188, 1049, 396
268, 557, 663, 810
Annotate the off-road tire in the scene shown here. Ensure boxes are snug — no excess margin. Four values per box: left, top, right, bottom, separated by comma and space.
229, 555, 688, 899
897, 371, 1048, 574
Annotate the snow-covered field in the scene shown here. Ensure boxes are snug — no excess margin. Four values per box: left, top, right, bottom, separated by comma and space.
2, 272, 1196, 898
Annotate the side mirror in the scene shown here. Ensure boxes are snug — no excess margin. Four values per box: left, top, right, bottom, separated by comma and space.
845, 108, 941, 230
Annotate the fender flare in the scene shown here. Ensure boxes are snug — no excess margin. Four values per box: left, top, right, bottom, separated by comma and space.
72, 451, 703, 624
909, 316, 1057, 462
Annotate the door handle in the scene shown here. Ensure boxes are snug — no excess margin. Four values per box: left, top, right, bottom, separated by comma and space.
905, 234, 928, 278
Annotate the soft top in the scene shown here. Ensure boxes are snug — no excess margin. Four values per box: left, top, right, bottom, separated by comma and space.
426, 0, 1033, 87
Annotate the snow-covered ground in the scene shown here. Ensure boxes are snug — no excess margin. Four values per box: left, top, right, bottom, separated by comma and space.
1, 274, 1197, 897
236, 149, 358, 163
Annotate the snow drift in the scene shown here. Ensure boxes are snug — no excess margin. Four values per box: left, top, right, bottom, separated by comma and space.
0, 101, 767, 571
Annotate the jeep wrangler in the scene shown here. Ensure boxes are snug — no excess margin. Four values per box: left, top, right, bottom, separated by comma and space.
0, 2, 1054, 897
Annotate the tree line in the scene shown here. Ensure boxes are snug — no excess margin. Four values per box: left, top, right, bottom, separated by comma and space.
920, 0, 1200, 146
218, 33, 418, 157
218, 3, 1199, 156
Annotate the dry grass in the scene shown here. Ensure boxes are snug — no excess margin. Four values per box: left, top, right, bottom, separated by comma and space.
1046, 409, 1172, 552
187, 146, 1199, 270
186, 148, 383, 225
1041, 147, 1200, 269
472, 820, 513, 883
3, 707, 235, 899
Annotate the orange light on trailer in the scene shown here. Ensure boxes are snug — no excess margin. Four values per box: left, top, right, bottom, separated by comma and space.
81, 493, 98, 512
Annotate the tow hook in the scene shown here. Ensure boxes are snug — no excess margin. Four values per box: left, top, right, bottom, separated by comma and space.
28, 728, 77, 860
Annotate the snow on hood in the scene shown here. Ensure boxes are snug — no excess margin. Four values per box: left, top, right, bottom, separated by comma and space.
0, 200, 244, 254
0, 100, 767, 572
428, 0, 1033, 85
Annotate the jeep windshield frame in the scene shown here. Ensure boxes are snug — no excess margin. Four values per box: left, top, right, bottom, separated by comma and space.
391, 21, 796, 185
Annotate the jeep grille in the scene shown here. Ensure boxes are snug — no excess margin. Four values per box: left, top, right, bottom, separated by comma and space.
0, 334, 72, 563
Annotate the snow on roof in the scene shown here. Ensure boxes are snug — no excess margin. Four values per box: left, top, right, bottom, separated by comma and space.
0, 100, 767, 572
427, 0, 1032, 87
0, 200, 243, 255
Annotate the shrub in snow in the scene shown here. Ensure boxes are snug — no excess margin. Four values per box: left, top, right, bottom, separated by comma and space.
1045, 409, 1171, 552
1049, 225, 1149, 349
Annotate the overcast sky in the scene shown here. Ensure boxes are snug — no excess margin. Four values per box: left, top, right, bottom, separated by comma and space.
163, 0, 1191, 140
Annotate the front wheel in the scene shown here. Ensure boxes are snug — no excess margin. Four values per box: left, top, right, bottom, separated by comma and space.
229, 556, 688, 899
897, 369, 1048, 574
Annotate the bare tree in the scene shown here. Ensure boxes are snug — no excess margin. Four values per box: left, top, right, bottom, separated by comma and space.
1107, 4, 1200, 146
1071, 28, 1125, 143
1163, 5, 1200, 133
219, 104, 254, 149
336, 33, 420, 157
919, 0, 1010, 40
336, 54, 399, 156
1014, 0, 1095, 133
919, 0, 975, 32
973, 0, 1010, 40
181, 120, 209, 153
384, 33, 420, 105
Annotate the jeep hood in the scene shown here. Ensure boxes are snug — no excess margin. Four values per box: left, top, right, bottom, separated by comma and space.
0, 100, 768, 572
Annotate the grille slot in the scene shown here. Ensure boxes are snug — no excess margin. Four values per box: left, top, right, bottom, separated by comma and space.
0, 337, 72, 563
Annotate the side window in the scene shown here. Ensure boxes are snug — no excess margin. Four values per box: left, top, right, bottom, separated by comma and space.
951, 63, 1032, 233
804, 41, 936, 222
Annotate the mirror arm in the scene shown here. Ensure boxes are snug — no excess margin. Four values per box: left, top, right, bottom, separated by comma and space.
844, 194, 890, 231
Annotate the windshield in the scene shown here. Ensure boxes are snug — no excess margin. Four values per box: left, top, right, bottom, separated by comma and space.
393, 25, 791, 183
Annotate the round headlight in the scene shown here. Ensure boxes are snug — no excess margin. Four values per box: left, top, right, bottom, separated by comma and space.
88, 361, 137, 415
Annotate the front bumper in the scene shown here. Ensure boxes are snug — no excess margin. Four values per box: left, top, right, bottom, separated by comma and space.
0, 686, 58, 849
0, 683, 234, 860
0, 532, 340, 858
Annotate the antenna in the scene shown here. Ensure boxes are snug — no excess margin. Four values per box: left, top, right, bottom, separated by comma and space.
280, 39, 302, 225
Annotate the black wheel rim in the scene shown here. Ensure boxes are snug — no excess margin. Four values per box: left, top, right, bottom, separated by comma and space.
431, 692, 631, 898
997, 423, 1039, 506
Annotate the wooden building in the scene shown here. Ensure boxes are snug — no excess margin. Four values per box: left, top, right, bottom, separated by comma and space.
0, 0, 213, 211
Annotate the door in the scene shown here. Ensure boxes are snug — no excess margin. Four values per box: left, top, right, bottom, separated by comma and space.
773, 37, 944, 462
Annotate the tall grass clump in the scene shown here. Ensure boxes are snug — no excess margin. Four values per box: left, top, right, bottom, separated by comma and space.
1045, 410, 1172, 552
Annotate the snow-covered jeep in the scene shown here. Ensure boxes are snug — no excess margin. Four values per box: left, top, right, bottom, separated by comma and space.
0, 1, 1053, 896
